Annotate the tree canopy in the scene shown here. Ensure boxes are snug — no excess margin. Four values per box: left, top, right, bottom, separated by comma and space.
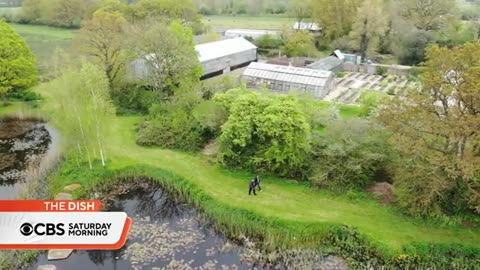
0, 20, 37, 102
377, 43, 480, 216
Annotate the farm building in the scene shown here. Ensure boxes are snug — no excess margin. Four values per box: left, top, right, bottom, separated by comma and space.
242, 62, 335, 98
129, 37, 257, 80
196, 37, 257, 79
307, 56, 344, 72
224, 29, 281, 39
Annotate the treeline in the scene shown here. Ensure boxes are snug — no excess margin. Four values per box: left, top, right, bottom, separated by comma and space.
286, 0, 479, 66
4, 0, 203, 31
192, 0, 288, 16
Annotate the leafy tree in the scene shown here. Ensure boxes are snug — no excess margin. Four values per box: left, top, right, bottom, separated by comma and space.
376, 43, 480, 216
0, 20, 37, 105
358, 90, 389, 117
395, 30, 435, 66
136, 91, 207, 151
311, 0, 363, 40
349, 0, 388, 59
131, 0, 204, 34
217, 90, 311, 177
51, 0, 86, 27
309, 119, 393, 191
254, 34, 283, 50
398, 0, 457, 31
21, 0, 47, 24
436, 21, 478, 48
47, 61, 115, 169
129, 20, 203, 97
282, 29, 316, 57
77, 9, 129, 86
288, 0, 311, 24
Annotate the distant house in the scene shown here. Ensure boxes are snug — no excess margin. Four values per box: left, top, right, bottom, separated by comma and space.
129, 37, 258, 80
242, 62, 335, 99
224, 29, 281, 40
293, 22, 321, 32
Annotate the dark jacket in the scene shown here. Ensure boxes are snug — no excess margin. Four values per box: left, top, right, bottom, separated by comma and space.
249, 180, 256, 188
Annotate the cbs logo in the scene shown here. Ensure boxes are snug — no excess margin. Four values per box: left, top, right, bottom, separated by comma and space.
20, 223, 65, 236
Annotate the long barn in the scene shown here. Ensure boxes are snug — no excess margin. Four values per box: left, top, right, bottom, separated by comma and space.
129, 37, 257, 80
196, 37, 257, 79
242, 62, 335, 99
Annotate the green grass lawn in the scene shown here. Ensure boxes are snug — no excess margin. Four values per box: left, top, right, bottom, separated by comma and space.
8, 86, 476, 252
99, 116, 478, 251
205, 15, 293, 30
8, 23, 76, 73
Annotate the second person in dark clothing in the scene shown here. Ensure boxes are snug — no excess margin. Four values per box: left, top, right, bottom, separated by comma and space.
254, 175, 262, 192
249, 179, 257, 195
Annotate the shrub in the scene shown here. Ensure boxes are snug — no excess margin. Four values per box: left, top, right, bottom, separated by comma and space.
336, 72, 347, 78
7, 90, 42, 101
376, 66, 387, 77
308, 119, 394, 191
136, 92, 208, 151
217, 90, 311, 177
254, 34, 283, 50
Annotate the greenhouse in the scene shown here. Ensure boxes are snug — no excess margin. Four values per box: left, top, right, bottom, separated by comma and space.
242, 62, 335, 98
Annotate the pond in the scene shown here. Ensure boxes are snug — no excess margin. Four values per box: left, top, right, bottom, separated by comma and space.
29, 180, 250, 270
0, 118, 53, 199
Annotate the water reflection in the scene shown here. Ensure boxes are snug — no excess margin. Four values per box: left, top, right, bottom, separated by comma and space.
0, 120, 51, 199
29, 180, 248, 270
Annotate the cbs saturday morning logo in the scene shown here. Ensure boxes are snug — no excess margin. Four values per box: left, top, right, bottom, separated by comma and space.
0, 200, 131, 249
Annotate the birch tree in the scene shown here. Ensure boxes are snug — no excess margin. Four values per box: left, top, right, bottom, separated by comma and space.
48, 61, 115, 169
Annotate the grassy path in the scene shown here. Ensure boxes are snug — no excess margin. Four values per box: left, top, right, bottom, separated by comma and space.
100, 116, 479, 252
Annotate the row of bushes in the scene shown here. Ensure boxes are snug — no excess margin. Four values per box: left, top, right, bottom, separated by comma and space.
61, 163, 480, 269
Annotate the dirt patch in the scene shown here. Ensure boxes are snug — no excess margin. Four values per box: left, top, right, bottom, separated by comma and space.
367, 182, 395, 205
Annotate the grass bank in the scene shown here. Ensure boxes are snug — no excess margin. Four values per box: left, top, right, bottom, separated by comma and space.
43, 115, 480, 251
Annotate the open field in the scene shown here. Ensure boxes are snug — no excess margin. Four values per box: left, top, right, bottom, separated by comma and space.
8, 23, 76, 73
205, 15, 293, 30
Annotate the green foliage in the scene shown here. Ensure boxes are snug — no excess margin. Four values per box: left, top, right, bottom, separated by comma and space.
198, 74, 239, 100
131, 0, 204, 34
21, 0, 86, 28
7, 89, 42, 101
137, 92, 207, 151
130, 20, 202, 96
0, 20, 37, 102
217, 89, 311, 177
436, 21, 478, 48
359, 90, 388, 116
111, 83, 157, 114
46, 60, 115, 168
377, 43, 480, 217
376, 66, 387, 76
335, 72, 347, 78
349, 0, 388, 59
395, 30, 435, 66
282, 29, 316, 57
254, 34, 283, 50
309, 119, 394, 191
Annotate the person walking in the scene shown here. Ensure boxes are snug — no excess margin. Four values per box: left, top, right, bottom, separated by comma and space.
248, 178, 257, 195
254, 175, 262, 192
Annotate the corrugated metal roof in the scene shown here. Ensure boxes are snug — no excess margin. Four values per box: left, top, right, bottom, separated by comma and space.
243, 62, 333, 86
307, 56, 344, 71
195, 37, 257, 62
